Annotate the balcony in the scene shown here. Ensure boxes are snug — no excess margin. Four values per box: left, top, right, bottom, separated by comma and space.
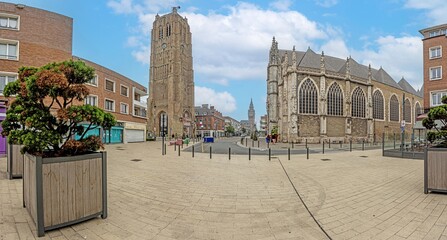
133, 106, 146, 118
133, 87, 147, 108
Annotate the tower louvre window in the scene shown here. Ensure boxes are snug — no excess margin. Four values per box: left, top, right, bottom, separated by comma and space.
159, 25, 163, 39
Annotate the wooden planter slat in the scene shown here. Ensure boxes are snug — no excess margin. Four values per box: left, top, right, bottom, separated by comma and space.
425, 148, 447, 194
23, 152, 107, 237
7, 144, 24, 179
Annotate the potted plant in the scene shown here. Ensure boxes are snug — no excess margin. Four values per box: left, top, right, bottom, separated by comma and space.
1, 60, 116, 237
422, 95, 447, 194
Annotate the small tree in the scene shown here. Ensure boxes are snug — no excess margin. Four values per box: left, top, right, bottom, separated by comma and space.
1, 60, 116, 157
225, 124, 235, 136
423, 95, 447, 147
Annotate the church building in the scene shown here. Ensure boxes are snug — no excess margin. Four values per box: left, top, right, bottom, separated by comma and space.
266, 37, 423, 143
147, 7, 195, 138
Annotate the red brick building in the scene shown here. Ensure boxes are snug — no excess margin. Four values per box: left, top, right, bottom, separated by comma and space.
420, 24, 447, 110
0, 2, 147, 149
195, 104, 225, 137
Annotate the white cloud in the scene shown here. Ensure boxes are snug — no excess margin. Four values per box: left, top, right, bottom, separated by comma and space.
353, 35, 423, 89
269, 0, 293, 11
404, 0, 447, 24
316, 0, 338, 8
318, 38, 350, 59
195, 86, 237, 114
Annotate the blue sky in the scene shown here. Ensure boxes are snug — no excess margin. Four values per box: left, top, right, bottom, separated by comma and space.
3, 0, 445, 125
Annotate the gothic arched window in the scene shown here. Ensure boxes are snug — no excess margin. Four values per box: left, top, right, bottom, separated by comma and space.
327, 83, 343, 116
373, 90, 384, 120
159, 26, 163, 39
415, 102, 421, 121
351, 87, 366, 118
299, 79, 318, 114
404, 99, 411, 123
166, 24, 171, 36
389, 95, 399, 122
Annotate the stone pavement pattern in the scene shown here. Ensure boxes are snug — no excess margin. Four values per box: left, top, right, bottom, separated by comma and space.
0, 141, 446, 240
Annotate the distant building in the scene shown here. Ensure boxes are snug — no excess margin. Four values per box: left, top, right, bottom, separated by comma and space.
419, 24, 447, 111
248, 98, 256, 133
240, 120, 250, 135
195, 104, 225, 137
223, 116, 241, 136
147, 7, 194, 138
267, 37, 423, 143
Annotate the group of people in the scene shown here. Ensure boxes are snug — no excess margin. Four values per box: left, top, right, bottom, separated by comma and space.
265, 134, 279, 143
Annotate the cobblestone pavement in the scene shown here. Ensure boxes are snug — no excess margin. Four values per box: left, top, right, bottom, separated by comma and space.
0, 141, 446, 240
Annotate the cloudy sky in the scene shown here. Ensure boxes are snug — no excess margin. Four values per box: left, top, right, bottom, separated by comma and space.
4, 0, 445, 124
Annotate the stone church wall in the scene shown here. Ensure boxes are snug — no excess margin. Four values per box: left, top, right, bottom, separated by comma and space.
298, 115, 320, 137
327, 117, 345, 137
351, 118, 367, 137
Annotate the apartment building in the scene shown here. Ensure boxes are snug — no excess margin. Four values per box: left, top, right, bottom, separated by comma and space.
0, 2, 147, 151
223, 116, 241, 136
420, 24, 447, 111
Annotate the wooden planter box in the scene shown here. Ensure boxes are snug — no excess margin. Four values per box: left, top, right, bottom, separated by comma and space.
7, 144, 24, 179
424, 148, 447, 194
23, 152, 107, 237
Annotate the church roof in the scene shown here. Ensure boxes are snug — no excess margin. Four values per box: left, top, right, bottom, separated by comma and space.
276, 47, 420, 95
398, 77, 418, 96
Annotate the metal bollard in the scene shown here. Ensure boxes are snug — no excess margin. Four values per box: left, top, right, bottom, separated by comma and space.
269, 148, 271, 161
210, 146, 212, 159
249, 147, 251, 160
323, 141, 325, 154
288, 148, 290, 160
393, 133, 396, 149
174, 144, 176, 151
350, 140, 352, 152
305, 139, 308, 148
258, 140, 259, 148
192, 145, 194, 158
229, 147, 231, 160
307, 147, 309, 159
178, 145, 180, 156
362, 140, 365, 151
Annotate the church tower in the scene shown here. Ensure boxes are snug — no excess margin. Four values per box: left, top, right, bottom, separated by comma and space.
248, 98, 255, 133
147, 7, 194, 138
266, 37, 279, 135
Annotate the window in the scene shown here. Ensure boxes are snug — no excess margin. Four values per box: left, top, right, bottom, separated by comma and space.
327, 83, 344, 116
134, 92, 141, 101
87, 75, 98, 86
390, 95, 399, 122
0, 73, 17, 94
0, 41, 18, 60
430, 29, 446, 37
373, 90, 384, 120
0, 15, 18, 29
415, 102, 421, 121
430, 46, 442, 59
105, 99, 115, 111
166, 24, 171, 37
351, 87, 366, 118
84, 95, 97, 106
404, 99, 411, 123
299, 79, 318, 114
120, 103, 128, 114
159, 26, 163, 39
431, 91, 447, 107
430, 67, 442, 80
105, 79, 115, 92
120, 85, 128, 97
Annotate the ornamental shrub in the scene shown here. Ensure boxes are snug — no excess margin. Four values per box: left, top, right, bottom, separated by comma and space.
1, 60, 116, 157
423, 95, 447, 147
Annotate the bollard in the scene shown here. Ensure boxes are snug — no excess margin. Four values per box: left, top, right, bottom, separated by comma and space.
393, 133, 396, 149
267, 140, 270, 149
210, 146, 212, 159
229, 147, 231, 160
362, 140, 365, 151
328, 140, 331, 148
350, 140, 352, 152
292, 141, 294, 149
258, 140, 259, 148
323, 141, 325, 154
269, 148, 271, 161
249, 147, 251, 160
305, 139, 308, 148
288, 148, 290, 160
174, 144, 176, 151
178, 145, 180, 156
307, 147, 309, 159
182, 142, 184, 149
382, 132, 385, 156
192, 145, 195, 158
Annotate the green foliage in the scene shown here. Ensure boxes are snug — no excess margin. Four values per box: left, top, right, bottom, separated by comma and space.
271, 126, 278, 135
1, 60, 116, 156
225, 124, 235, 134
423, 95, 447, 146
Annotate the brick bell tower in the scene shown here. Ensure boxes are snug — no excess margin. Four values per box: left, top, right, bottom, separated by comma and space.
147, 6, 195, 138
